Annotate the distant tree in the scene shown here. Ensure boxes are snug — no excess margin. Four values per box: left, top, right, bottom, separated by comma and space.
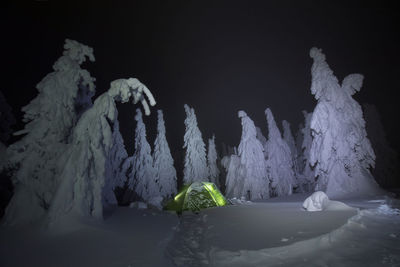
237, 110, 269, 200
103, 119, 129, 206
5, 39, 96, 225
47, 78, 155, 227
223, 153, 242, 199
130, 109, 159, 201
309, 47, 381, 198
256, 126, 267, 147
0, 91, 16, 144
153, 110, 177, 199
265, 108, 296, 197
207, 134, 220, 187
295, 122, 304, 166
183, 104, 209, 184
363, 103, 399, 188
300, 110, 315, 192
282, 120, 302, 189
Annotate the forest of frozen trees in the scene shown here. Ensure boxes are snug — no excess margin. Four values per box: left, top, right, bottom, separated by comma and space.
0, 40, 396, 228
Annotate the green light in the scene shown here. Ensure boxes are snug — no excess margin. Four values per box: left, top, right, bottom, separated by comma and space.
202, 182, 227, 206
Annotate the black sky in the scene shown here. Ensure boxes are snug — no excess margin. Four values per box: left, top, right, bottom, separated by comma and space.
2, 1, 400, 178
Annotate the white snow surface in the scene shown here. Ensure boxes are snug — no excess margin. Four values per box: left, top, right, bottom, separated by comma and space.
1, 194, 399, 266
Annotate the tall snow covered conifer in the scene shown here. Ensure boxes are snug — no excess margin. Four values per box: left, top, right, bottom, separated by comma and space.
265, 108, 296, 196
5, 40, 96, 225
103, 119, 129, 206
282, 120, 302, 186
183, 104, 209, 184
223, 153, 242, 199
207, 135, 220, 187
47, 78, 155, 227
300, 110, 315, 191
309, 47, 381, 198
153, 110, 177, 199
129, 109, 159, 201
237, 111, 269, 200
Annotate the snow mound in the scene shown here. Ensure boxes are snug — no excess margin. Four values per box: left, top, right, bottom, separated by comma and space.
303, 191, 355, 211
302, 191, 329, 211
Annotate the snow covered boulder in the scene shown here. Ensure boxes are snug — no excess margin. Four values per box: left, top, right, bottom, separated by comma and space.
303, 191, 330, 211
303, 191, 355, 211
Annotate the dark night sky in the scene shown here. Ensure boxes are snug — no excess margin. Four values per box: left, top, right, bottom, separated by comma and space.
2, 1, 400, 178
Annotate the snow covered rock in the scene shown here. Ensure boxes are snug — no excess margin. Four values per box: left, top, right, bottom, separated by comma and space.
303, 191, 330, 211
303, 191, 355, 211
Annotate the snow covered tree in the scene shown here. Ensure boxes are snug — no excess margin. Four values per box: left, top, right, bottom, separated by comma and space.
153, 109, 177, 199
223, 153, 243, 199
0, 91, 16, 144
5, 39, 96, 225
103, 119, 129, 206
309, 47, 381, 198
128, 109, 159, 202
47, 78, 155, 227
207, 134, 220, 187
300, 110, 315, 191
265, 108, 295, 197
183, 104, 209, 184
295, 122, 304, 166
237, 111, 269, 200
363, 103, 399, 188
282, 121, 296, 159
282, 120, 301, 184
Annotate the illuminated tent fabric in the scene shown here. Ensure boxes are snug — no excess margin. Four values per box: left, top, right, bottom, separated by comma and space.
166, 182, 227, 212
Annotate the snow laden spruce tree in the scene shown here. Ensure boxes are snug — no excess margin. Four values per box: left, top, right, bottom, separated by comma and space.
363, 103, 399, 188
5, 40, 96, 226
153, 110, 177, 199
264, 108, 296, 196
128, 109, 159, 202
282, 120, 303, 189
309, 47, 381, 198
236, 111, 269, 200
299, 110, 315, 191
183, 104, 209, 184
103, 119, 129, 205
47, 78, 155, 227
207, 135, 220, 187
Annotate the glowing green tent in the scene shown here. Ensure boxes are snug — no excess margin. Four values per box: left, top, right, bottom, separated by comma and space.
165, 182, 227, 212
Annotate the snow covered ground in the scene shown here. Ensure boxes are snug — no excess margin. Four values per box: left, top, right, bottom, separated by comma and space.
1, 193, 399, 267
